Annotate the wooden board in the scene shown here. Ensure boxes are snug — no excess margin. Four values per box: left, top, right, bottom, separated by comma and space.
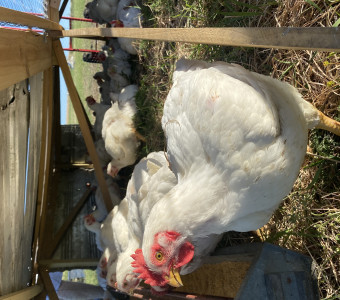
0, 80, 29, 296
39, 259, 98, 269
0, 285, 42, 300
20, 73, 44, 288
50, 27, 340, 52
32, 68, 53, 277
0, 7, 63, 31
0, 29, 52, 92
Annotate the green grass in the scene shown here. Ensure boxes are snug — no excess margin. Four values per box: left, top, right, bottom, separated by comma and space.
61, 270, 99, 285
66, 0, 103, 124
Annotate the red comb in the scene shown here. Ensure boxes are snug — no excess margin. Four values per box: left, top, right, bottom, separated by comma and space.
131, 249, 169, 286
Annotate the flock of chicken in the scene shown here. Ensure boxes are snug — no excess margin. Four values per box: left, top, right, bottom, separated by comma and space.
80, 0, 340, 298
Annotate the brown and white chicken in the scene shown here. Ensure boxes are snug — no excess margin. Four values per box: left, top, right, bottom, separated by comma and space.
101, 85, 140, 177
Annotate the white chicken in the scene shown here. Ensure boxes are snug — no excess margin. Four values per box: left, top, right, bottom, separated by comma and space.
114, 0, 142, 55
84, 0, 118, 24
85, 177, 121, 222
112, 152, 178, 293
86, 96, 111, 140
85, 198, 130, 287
101, 85, 141, 177
94, 138, 112, 167
131, 58, 340, 290
105, 197, 130, 287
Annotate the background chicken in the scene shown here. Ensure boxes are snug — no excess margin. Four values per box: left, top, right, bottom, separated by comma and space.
131, 58, 340, 291
86, 96, 111, 140
83, 0, 118, 24
113, 0, 142, 55
85, 177, 121, 222
101, 85, 140, 177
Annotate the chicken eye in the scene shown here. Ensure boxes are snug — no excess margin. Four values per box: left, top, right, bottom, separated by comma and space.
155, 251, 163, 261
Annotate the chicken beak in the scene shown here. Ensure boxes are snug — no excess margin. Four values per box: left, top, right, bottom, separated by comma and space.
167, 267, 183, 287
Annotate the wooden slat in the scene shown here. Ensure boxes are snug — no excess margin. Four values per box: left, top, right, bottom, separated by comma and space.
32, 68, 53, 277
39, 259, 99, 269
0, 7, 63, 31
0, 80, 29, 295
0, 28, 52, 92
0, 285, 43, 300
21, 73, 44, 287
53, 39, 113, 212
51, 27, 340, 52
44, 187, 95, 258
48, 0, 62, 23
38, 269, 59, 300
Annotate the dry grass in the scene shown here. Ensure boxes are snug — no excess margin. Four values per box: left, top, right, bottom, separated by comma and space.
134, 0, 340, 299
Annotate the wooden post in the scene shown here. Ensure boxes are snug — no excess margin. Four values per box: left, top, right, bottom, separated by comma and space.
39, 268, 59, 300
0, 285, 43, 300
50, 27, 340, 52
53, 39, 113, 212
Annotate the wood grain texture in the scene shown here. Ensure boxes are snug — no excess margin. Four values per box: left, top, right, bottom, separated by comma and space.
21, 73, 44, 288
0, 29, 52, 92
51, 27, 340, 52
32, 68, 53, 278
0, 7, 63, 30
0, 285, 42, 300
0, 81, 29, 296
53, 39, 113, 212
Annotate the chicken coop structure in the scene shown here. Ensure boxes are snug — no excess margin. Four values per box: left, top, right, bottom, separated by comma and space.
0, 1, 339, 299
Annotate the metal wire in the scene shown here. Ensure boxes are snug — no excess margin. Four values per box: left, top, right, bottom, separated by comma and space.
0, 0, 48, 30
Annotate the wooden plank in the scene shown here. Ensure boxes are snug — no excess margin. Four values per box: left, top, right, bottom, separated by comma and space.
44, 187, 95, 258
176, 259, 251, 298
49, 0, 62, 9
0, 28, 52, 92
50, 27, 340, 52
38, 68, 55, 259
38, 269, 59, 300
0, 7, 63, 31
0, 80, 29, 296
39, 259, 99, 269
0, 285, 42, 300
32, 68, 53, 277
53, 39, 113, 212
21, 73, 44, 287
48, 0, 62, 23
